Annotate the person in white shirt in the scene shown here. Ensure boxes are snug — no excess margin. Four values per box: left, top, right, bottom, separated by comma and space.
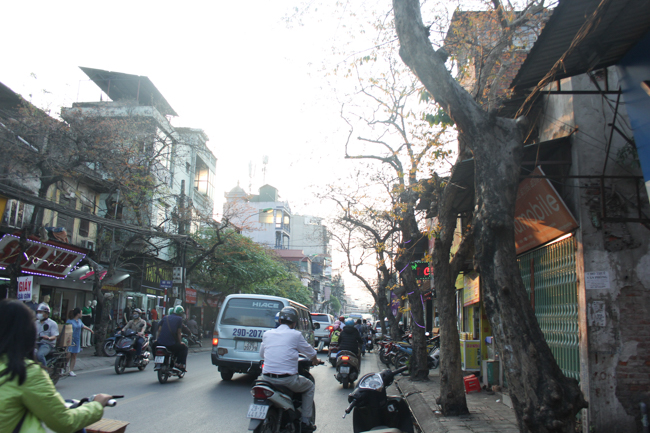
35, 304, 59, 368
259, 307, 319, 432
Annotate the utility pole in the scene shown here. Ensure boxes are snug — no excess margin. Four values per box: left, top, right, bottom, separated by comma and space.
178, 180, 186, 310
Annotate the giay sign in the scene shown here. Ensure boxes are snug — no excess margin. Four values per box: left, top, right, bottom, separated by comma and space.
17, 276, 33, 301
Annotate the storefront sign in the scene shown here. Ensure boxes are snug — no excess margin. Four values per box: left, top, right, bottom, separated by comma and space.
160, 280, 173, 289
514, 167, 578, 254
185, 288, 197, 304
102, 285, 121, 292
463, 272, 480, 306
0, 234, 85, 279
411, 261, 432, 280
17, 276, 33, 301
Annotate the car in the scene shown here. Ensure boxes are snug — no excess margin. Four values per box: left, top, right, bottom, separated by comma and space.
310, 313, 335, 349
374, 320, 390, 340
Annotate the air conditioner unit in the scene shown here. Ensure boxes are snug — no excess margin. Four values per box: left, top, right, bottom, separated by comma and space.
82, 240, 95, 251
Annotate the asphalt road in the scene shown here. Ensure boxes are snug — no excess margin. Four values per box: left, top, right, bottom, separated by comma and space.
50, 349, 383, 433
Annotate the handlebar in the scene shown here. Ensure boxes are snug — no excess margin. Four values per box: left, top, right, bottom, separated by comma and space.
342, 399, 357, 418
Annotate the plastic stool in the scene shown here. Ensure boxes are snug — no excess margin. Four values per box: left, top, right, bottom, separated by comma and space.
463, 374, 481, 393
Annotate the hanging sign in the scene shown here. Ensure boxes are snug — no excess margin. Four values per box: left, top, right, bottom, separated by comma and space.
0, 234, 85, 279
514, 167, 578, 254
185, 288, 197, 304
411, 261, 432, 280
17, 276, 33, 301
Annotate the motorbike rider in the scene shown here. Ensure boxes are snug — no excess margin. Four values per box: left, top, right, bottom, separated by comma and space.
259, 307, 319, 432
355, 319, 369, 355
330, 320, 341, 344
186, 315, 199, 336
337, 319, 363, 357
156, 305, 188, 370
35, 304, 59, 368
122, 308, 146, 359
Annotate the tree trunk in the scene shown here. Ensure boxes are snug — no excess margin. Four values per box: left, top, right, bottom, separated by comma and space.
432, 175, 469, 415
392, 1, 588, 430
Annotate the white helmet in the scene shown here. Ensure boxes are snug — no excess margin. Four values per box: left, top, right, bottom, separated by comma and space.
37, 303, 51, 313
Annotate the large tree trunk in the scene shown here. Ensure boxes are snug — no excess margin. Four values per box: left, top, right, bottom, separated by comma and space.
392, 1, 588, 431
432, 173, 468, 415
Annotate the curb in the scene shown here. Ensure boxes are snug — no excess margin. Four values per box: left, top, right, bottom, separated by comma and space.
395, 378, 447, 433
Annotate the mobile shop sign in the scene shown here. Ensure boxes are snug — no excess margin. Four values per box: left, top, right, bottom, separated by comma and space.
514, 167, 578, 254
0, 234, 85, 279
17, 276, 33, 301
411, 261, 432, 280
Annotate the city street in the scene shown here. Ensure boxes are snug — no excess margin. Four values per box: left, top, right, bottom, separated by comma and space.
50, 350, 382, 432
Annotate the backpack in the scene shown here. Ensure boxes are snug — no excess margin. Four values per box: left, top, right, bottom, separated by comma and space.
331, 329, 341, 343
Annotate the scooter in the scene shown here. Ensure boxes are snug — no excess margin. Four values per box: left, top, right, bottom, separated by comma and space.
183, 330, 202, 347
64, 395, 126, 432
102, 326, 123, 357
365, 335, 374, 352
343, 365, 414, 433
335, 350, 360, 389
328, 343, 340, 367
153, 345, 185, 384
114, 329, 150, 374
247, 356, 323, 432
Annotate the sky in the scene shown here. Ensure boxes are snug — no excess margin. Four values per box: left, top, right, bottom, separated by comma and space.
1, 1, 461, 307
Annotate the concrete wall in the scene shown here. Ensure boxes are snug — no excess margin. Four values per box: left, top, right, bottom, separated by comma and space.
539, 68, 650, 432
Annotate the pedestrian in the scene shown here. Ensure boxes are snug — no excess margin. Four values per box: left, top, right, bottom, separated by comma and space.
66, 307, 93, 377
0, 299, 113, 432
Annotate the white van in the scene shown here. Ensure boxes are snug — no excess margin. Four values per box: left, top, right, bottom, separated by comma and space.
211, 294, 318, 381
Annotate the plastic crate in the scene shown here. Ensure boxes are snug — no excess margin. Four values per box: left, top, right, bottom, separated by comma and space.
463, 374, 481, 394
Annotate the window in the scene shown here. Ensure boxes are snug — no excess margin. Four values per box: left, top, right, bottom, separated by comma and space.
220, 298, 282, 328
78, 205, 92, 237
3, 200, 33, 228
57, 196, 77, 242
186, 162, 191, 173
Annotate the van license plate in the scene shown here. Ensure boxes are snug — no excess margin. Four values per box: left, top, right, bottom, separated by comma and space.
247, 403, 269, 419
243, 341, 259, 352
154, 356, 165, 363
340, 366, 350, 373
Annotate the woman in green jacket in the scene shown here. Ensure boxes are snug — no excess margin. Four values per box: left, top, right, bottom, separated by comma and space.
0, 299, 112, 433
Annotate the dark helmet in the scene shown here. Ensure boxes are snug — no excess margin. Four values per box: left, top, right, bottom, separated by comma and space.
278, 307, 298, 324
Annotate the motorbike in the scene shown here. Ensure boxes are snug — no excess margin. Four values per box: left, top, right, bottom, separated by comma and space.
247, 355, 323, 432
335, 350, 360, 389
153, 345, 185, 384
365, 335, 374, 352
37, 327, 69, 385
343, 365, 414, 433
64, 395, 126, 432
183, 330, 202, 347
327, 343, 340, 367
102, 326, 123, 357
114, 329, 150, 374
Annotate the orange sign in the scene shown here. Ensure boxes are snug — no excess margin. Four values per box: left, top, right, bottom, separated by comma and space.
514, 167, 578, 254
185, 288, 197, 304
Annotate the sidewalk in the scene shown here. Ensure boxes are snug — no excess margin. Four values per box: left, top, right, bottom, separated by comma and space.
387, 359, 519, 432
73, 338, 213, 372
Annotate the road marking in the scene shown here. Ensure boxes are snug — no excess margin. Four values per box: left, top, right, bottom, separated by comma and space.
119, 391, 157, 405
76, 367, 114, 374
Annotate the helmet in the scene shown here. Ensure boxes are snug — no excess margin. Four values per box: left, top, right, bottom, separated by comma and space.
278, 307, 298, 324
134, 308, 143, 314
173, 305, 185, 315
339, 316, 345, 321
37, 303, 51, 313
168, 308, 174, 316
274, 312, 281, 327
345, 319, 355, 327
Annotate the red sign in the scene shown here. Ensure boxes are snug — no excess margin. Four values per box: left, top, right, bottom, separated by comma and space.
185, 288, 197, 304
0, 234, 85, 279
514, 167, 578, 254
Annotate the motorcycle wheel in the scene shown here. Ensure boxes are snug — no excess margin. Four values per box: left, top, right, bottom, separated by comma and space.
395, 354, 409, 369
220, 370, 234, 381
103, 340, 116, 357
342, 377, 350, 389
379, 348, 388, 365
49, 368, 60, 385
115, 356, 126, 374
158, 368, 169, 384
254, 407, 279, 433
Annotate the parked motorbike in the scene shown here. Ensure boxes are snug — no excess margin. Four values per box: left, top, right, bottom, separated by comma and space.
335, 350, 360, 389
102, 326, 123, 357
247, 355, 323, 432
343, 365, 414, 433
153, 345, 185, 384
114, 329, 150, 374
365, 335, 374, 352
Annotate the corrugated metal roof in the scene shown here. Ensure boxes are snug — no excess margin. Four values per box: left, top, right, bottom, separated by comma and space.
79, 67, 178, 117
511, 0, 650, 92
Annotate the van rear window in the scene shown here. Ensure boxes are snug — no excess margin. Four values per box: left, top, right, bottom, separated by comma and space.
311, 315, 330, 323
221, 298, 282, 328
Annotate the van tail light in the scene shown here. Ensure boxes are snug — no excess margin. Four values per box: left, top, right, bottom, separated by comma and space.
326, 326, 333, 331
252, 386, 274, 399
213, 330, 219, 346
341, 355, 350, 361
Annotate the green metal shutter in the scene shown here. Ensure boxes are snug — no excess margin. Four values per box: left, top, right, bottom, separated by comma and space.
517, 236, 580, 381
